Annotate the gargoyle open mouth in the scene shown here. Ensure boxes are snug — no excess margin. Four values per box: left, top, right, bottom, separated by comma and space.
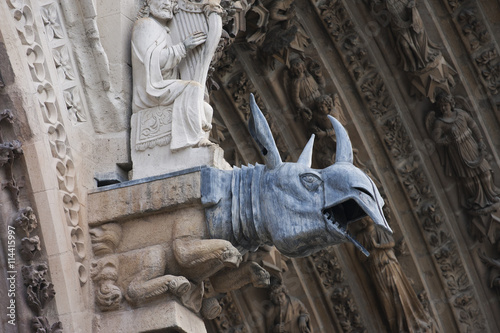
323, 199, 370, 257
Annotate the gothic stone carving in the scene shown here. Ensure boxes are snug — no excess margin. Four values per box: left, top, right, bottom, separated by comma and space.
311, 248, 366, 332
203, 94, 391, 257
0, 109, 23, 208
22, 264, 56, 316
351, 219, 436, 333
132, 0, 223, 152
7, 0, 87, 285
246, 0, 310, 69
287, 58, 325, 121
265, 282, 312, 333
32, 317, 63, 333
314, 0, 486, 329
369, 0, 456, 101
426, 92, 500, 215
90, 223, 123, 311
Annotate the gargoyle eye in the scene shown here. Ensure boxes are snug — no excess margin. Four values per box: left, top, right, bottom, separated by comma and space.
300, 173, 323, 191
354, 187, 374, 199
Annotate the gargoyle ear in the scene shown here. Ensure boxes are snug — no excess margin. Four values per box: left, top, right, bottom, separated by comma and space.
249, 94, 282, 169
328, 115, 353, 164
297, 135, 315, 167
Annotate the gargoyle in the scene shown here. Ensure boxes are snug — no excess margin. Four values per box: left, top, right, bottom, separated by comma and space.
202, 94, 391, 257
120, 94, 391, 317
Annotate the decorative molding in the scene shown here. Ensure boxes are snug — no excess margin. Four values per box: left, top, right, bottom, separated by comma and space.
310, 248, 367, 333
313, 0, 486, 330
7, 0, 88, 285
442, 0, 500, 109
211, 293, 247, 333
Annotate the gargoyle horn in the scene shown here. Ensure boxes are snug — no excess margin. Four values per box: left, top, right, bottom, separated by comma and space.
297, 134, 315, 167
328, 115, 353, 164
249, 93, 282, 169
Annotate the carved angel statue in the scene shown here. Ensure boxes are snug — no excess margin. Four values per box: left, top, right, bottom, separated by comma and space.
426, 92, 500, 214
131, 0, 223, 151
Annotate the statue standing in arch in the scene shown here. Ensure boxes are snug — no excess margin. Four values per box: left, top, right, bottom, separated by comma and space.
131, 0, 216, 151
426, 93, 500, 214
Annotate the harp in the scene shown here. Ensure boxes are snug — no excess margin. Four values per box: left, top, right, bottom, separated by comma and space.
170, 0, 223, 91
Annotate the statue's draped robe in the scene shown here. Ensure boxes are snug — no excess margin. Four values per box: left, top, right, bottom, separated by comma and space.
433, 109, 499, 209
357, 224, 434, 333
265, 296, 310, 333
386, 0, 439, 72
131, 17, 205, 150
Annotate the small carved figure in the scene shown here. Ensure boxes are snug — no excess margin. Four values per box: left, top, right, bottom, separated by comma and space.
265, 282, 312, 333
383, 0, 440, 72
370, 0, 455, 100
90, 257, 123, 311
308, 94, 344, 167
288, 58, 325, 120
426, 93, 500, 214
350, 218, 436, 333
132, 0, 214, 151
260, 0, 309, 68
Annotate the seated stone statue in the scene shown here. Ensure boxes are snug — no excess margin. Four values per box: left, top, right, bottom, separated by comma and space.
131, 0, 213, 151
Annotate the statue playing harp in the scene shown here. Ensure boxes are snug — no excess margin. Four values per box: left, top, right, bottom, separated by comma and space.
131, 0, 223, 151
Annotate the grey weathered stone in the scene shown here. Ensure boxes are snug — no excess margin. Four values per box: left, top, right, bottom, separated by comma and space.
202, 94, 391, 257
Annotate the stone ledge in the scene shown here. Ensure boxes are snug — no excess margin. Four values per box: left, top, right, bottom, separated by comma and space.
95, 299, 207, 333
88, 169, 202, 226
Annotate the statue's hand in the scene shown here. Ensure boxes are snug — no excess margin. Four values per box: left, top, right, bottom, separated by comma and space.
299, 316, 310, 333
183, 32, 207, 51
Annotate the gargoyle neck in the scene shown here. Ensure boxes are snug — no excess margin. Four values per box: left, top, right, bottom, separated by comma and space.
201, 165, 270, 252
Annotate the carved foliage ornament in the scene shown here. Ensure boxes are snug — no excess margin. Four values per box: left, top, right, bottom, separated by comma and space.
6, 0, 88, 285
313, 0, 485, 330
311, 248, 366, 332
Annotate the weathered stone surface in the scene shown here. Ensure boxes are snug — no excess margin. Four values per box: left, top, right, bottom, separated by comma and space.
88, 169, 203, 226
94, 299, 207, 333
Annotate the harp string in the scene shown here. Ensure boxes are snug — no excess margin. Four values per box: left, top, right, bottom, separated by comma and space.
171, 9, 210, 84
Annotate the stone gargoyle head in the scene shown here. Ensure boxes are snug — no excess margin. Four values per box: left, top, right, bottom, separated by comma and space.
202, 94, 392, 257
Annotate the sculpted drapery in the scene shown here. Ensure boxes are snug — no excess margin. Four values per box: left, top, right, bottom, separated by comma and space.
353, 219, 436, 333
385, 0, 439, 72
428, 93, 500, 213
131, 0, 211, 151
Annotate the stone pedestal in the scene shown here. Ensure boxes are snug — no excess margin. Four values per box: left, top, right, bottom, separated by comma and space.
131, 143, 230, 180
95, 299, 207, 333
130, 112, 231, 180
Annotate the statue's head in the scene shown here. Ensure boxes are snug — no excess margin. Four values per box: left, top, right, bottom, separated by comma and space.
248, 94, 391, 257
435, 92, 455, 116
315, 94, 334, 116
146, 0, 179, 20
289, 58, 306, 77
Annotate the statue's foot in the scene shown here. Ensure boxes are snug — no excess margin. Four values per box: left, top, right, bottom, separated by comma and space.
167, 276, 191, 297
195, 138, 214, 148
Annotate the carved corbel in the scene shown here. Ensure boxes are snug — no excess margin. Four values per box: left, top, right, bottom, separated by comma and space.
90, 223, 123, 311
90, 257, 122, 311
